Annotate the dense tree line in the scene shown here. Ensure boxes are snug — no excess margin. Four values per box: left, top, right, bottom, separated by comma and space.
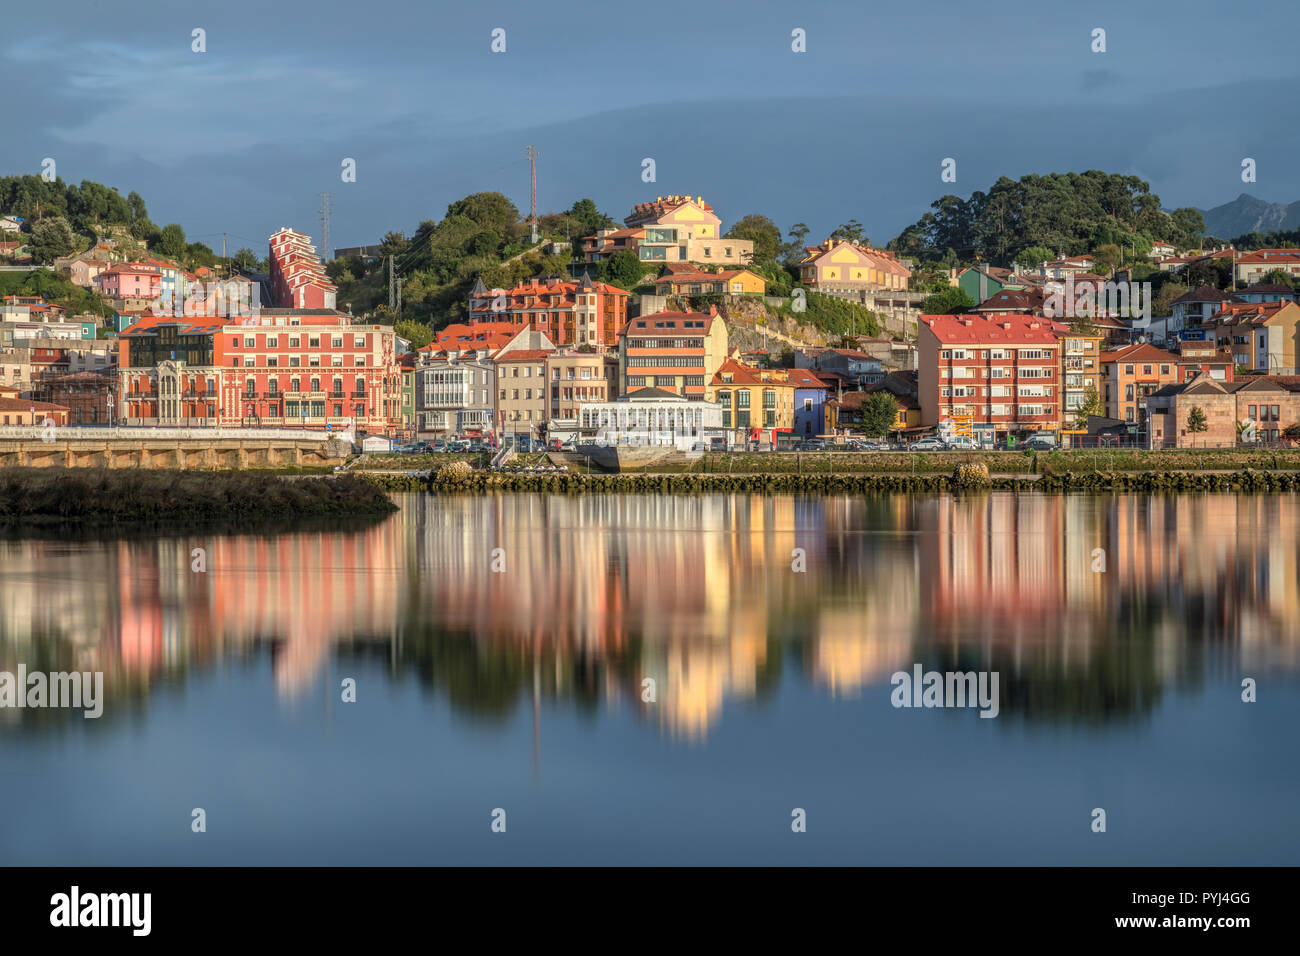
886, 171, 1207, 267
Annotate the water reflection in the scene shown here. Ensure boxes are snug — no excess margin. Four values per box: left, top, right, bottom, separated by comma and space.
1, 493, 1297, 738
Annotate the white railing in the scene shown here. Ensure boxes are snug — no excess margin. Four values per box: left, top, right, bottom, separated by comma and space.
0, 426, 339, 441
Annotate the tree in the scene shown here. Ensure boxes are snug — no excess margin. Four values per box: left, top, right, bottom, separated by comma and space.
1260, 268, 1296, 289
1015, 245, 1054, 272
919, 286, 975, 314
378, 231, 409, 258
1075, 386, 1104, 426
444, 192, 522, 241
601, 249, 646, 289
1091, 243, 1122, 275
231, 248, 259, 273
126, 190, 148, 225
566, 199, 614, 234
395, 319, 433, 349
860, 392, 900, 438
158, 223, 187, 258
726, 214, 782, 265
1187, 406, 1208, 433
831, 219, 867, 244
28, 216, 75, 264
1153, 281, 1188, 316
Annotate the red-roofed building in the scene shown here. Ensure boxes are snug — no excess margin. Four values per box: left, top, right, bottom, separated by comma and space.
94, 262, 160, 299
618, 309, 729, 398
1234, 248, 1300, 285
0, 397, 70, 427
117, 309, 397, 432
1098, 343, 1182, 424
269, 228, 337, 310
1209, 299, 1300, 374
918, 313, 1062, 441
467, 273, 628, 347
798, 238, 910, 292
705, 358, 799, 439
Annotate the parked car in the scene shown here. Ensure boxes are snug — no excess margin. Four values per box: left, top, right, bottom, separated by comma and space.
467, 441, 486, 453
429, 440, 448, 453
946, 436, 980, 451
908, 437, 948, 451
1023, 435, 1058, 451
795, 438, 828, 451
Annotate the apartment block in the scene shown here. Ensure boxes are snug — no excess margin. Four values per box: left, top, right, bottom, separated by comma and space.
618, 308, 729, 399
918, 313, 1062, 443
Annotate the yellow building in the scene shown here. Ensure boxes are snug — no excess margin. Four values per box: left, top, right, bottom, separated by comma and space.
706, 358, 797, 434
798, 238, 910, 290
653, 267, 767, 296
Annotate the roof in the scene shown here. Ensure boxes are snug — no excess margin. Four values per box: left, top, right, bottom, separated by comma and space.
0, 397, 70, 412
1235, 248, 1300, 265
620, 385, 691, 401
120, 316, 232, 335
1099, 343, 1180, 364
1213, 300, 1299, 325
494, 349, 553, 363
654, 268, 761, 285
785, 368, 828, 388
1172, 285, 1233, 305
920, 313, 1059, 345
623, 311, 718, 336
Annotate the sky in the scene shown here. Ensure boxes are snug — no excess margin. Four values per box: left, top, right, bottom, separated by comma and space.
4, 0, 1298, 257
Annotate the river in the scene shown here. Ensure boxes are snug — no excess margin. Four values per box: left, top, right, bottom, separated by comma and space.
1, 491, 1297, 864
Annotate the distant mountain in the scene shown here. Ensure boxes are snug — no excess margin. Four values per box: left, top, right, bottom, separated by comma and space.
1198, 193, 1300, 239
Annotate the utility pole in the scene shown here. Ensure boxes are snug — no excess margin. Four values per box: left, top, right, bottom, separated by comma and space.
388, 255, 395, 312
319, 192, 332, 263
222, 232, 227, 277
526, 145, 539, 244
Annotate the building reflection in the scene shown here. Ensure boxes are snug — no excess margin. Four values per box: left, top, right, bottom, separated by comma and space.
1, 492, 1298, 737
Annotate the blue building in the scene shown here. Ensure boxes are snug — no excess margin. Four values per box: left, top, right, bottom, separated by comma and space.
790, 368, 829, 437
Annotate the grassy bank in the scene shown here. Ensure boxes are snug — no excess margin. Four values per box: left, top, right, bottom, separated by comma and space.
365, 467, 1300, 495
0, 468, 398, 526
667, 448, 1300, 476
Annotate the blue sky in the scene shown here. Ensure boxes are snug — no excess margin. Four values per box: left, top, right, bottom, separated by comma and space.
4, 0, 1297, 255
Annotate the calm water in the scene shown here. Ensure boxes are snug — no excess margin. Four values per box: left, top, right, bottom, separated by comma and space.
1, 491, 1298, 865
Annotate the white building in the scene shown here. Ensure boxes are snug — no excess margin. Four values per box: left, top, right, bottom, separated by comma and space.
578, 387, 724, 450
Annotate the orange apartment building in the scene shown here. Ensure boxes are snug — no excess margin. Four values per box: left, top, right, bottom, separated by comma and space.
467, 273, 629, 348
618, 309, 729, 399
1098, 343, 1182, 425
918, 313, 1062, 444
117, 309, 399, 432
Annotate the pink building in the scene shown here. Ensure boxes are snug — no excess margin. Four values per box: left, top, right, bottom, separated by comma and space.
95, 263, 160, 299
269, 228, 337, 310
